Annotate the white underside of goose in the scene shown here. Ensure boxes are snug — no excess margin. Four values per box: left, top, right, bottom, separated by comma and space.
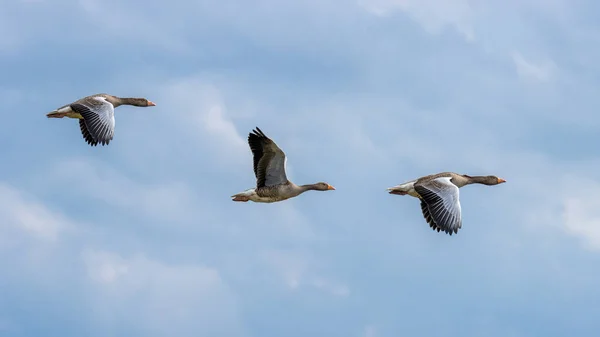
231, 188, 279, 203
54, 106, 83, 119
387, 180, 420, 198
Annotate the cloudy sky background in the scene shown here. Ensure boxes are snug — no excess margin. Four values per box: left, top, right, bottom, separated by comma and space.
2, 0, 600, 336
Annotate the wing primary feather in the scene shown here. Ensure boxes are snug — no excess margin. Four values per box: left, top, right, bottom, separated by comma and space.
414, 178, 462, 235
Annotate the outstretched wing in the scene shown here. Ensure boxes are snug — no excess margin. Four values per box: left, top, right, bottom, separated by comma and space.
414, 177, 462, 235
247, 127, 288, 188
71, 96, 115, 146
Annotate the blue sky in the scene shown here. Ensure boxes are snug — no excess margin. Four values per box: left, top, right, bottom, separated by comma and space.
2, 0, 600, 336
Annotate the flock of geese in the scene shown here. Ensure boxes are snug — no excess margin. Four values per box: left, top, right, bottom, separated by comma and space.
47, 93, 506, 236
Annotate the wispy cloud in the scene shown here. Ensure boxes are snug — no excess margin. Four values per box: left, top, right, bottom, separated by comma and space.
0, 183, 67, 243
3, 0, 600, 336
562, 178, 600, 251
82, 249, 246, 337
45, 158, 202, 225
76, 0, 189, 51
160, 78, 247, 157
511, 51, 557, 82
364, 325, 377, 337
359, 0, 475, 41
262, 249, 349, 297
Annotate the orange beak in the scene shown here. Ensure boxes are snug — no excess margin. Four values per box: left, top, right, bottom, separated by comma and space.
147, 101, 156, 106
327, 184, 336, 190
497, 178, 506, 184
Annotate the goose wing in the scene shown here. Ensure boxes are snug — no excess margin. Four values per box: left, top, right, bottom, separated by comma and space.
414, 177, 462, 235
71, 96, 115, 146
247, 127, 288, 188
419, 200, 444, 233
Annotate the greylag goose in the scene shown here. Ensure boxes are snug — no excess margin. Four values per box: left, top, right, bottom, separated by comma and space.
232, 127, 335, 203
46, 93, 156, 146
387, 172, 506, 235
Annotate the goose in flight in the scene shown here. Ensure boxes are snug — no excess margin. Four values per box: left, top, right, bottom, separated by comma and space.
232, 127, 335, 203
387, 172, 506, 235
47, 93, 156, 146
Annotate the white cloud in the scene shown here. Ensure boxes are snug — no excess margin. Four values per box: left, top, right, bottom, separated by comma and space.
267, 203, 319, 240
84, 250, 130, 284
4, 0, 599, 335
364, 325, 377, 337
43, 157, 203, 225
82, 249, 245, 337
160, 78, 248, 162
309, 277, 351, 297
262, 249, 349, 297
0, 183, 66, 242
562, 179, 600, 251
76, 0, 189, 51
0, 179, 246, 336
0, 180, 246, 336
358, 0, 475, 41
511, 51, 557, 82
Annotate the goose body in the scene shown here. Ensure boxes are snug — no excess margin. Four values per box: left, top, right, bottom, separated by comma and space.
232, 127, 335, 203
47, 93, 155, 146
387, 172, 506, 235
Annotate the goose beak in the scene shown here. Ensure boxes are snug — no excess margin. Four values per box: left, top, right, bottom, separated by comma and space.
327, 184, 336, 190
497, 178, 506, 184
147, 101, 156, 106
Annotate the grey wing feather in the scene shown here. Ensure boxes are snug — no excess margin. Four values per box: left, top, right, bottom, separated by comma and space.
71, 97, 115, 146
248, 127, 289, 188
263, 150, 288, 187
79, 119, 98, 146
420, 200, 443, 233
414, 177, 462, 235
